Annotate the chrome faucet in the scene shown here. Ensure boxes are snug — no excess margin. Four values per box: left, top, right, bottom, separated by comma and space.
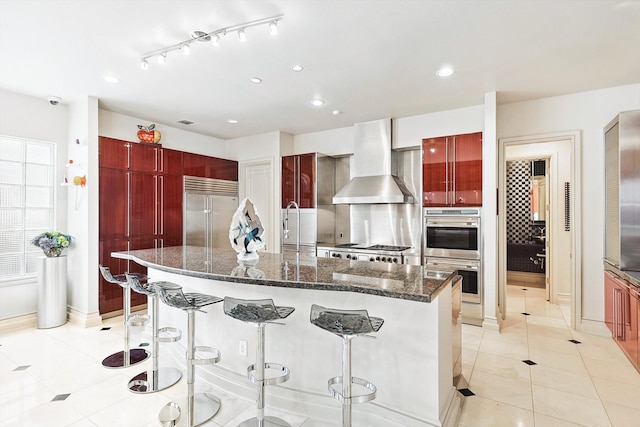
284, 200, 300, 253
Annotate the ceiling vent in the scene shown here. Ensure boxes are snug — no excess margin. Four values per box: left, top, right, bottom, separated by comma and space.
178, 120, 194, 125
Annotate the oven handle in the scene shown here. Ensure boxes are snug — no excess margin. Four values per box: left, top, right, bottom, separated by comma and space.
426, 219, 480, 227
426, 260, 479, 271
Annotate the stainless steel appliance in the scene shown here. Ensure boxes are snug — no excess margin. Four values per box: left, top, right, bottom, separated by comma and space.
604, 109, 640, 272
424, 208, 481, 259
425, 257, 481, 304
183, 176, 238, 249
317, 243, 411, 264
424, 207, 483, 325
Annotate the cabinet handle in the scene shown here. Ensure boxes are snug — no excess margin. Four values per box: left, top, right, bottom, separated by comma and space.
452, 137, 457, 205
445, 138, 449, 205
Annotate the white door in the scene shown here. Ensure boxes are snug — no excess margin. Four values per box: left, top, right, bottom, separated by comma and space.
240, 160, 275, 253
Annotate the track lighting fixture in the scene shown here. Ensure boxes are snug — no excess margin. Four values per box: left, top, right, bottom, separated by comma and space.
238, 28, 246, 42
139, 14, 283, 69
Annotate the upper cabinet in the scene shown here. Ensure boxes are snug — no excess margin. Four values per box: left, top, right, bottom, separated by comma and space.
282, 153, 316, 208
422, 132, 482, 207
183, 152, 238, 181
98, 137, 183, 175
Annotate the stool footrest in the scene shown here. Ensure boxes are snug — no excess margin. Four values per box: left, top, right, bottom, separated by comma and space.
128, 313, 150, 329
247, 362, 290, 386
328, 376, 377, 404
191, 346, 221, 365
157, 327, 182, 343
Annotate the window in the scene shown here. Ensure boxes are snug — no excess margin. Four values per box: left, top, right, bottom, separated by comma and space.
0, 136, 55, 281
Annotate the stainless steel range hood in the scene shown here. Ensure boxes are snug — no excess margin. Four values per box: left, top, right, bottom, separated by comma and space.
333, 118, 415, 204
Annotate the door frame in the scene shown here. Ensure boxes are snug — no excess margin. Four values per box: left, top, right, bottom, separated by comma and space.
498, 131, 582, 329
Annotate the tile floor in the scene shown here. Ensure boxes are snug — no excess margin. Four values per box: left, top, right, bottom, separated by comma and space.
1, 285, 639, 426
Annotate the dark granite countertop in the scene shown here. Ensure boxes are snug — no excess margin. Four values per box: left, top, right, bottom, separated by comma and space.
113, 246, 456, 303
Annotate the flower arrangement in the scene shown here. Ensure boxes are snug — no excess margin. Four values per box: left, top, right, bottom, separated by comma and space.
31, 231, 72, 257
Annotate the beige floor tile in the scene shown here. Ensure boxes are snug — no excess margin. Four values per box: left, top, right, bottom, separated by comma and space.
532, 384, 612, 426
4, 400, 86, 427
527, 346, 589, 375
592, 376, 640, 410
473, 352, 531, 382
602, 400, 640, 427
534, 412, 586, 427
530, 364, 599, 399
478, 336, 530, 361
462, 331, 482, 350
577, 342, 632, 364
468, 370, 533, 410
582, 356, 640, 386
458, 395, 534, 427
0, 379, 55, 420
528, 333, 582, 356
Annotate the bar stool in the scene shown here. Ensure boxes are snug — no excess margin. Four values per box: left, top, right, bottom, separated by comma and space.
223, 297, 295, 427
125, 274, 183, 394
98, 265, 150, 368
156, 286, 223, 427
310, 304, 384, 427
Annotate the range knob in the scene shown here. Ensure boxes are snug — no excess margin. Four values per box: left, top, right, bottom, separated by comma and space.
346, 254, 352, 259
333, 253, 341, 258
376, 256, 381, 261
392, 257, 399, 263
369, 257, 375, 262
380, 256, 386, 262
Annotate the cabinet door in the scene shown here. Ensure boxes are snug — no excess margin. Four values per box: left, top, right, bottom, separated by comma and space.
160, 174, 183, 244
282, 155, 296, 208
99, 137, 130, 169
130, 142, 158, 172
98, 238, 129, 314
128, 171, 156, 238
623, 286, 639, 366
99, 168, 128, 239
298, 153, 316, 208
422, 137, 449, 207
605, 271, 616, 335
452, 132, 482, 207
183, 152, 207, 177
208, 157, 238, 181
160, 148, 183, 176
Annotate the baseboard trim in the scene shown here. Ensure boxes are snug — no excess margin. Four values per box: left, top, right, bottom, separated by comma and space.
0, 313, 37, 333
68, 308, 103, 328
580, 318, 612, 337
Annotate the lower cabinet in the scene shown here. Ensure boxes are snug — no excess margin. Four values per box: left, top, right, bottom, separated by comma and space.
604, 271, 639, 369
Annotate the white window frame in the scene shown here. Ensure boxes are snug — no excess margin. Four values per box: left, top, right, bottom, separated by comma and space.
0, 135, 57, 285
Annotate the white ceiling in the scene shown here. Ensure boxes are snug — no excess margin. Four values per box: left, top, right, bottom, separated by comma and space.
1, 0, 639, 141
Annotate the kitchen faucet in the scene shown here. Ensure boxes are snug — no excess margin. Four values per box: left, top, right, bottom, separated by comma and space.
284, 200, 300, 253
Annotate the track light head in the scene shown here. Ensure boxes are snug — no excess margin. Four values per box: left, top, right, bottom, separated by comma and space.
269, 21, 278, 35
181, 44, 190, 55
157, 53, 166, 64
238, 28, 246, 42
140, 59, 149, 70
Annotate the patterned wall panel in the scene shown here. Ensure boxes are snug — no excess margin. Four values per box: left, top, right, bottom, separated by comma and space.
506, 160, 532, 244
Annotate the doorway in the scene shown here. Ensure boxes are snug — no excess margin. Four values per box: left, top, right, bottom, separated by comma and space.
498, 132, 581, 329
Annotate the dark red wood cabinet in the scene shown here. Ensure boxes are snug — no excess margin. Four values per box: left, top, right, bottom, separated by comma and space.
183, 152, 238, 181
422, 132, 482, 207
281, 153, 316, 208
604, 271, 639, 368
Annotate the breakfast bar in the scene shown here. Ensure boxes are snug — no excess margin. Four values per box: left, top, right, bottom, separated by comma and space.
113, 246, 462, 427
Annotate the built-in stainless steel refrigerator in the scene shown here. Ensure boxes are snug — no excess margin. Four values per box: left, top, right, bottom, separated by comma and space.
183, 176, 239, 250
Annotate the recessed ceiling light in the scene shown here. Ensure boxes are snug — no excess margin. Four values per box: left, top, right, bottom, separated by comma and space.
250, 77, 262, 84
102, 75, 119, 84
227, 119, 238, 124
291, 64, 303, 72
436, 66, 454, 77
310, 99, 325, 107
332, 110, 341, 116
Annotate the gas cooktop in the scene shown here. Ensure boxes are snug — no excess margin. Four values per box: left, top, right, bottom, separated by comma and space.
333, 243, 410, 252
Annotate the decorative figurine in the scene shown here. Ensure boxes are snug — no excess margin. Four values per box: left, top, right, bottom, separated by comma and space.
137, 124, 161, 143
229, 198, 265, 263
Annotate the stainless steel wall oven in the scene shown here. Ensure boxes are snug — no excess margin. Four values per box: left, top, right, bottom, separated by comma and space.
424, 209, 480, 260
424, 208, 482, 309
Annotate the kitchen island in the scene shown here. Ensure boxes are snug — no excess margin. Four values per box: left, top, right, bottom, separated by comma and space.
113, 246, 462, 427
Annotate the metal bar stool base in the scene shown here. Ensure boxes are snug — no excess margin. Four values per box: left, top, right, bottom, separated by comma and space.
128, 367, 183, 393
237, 416, 291, 427
101, 348, 149, 369
158, 392, 221, 427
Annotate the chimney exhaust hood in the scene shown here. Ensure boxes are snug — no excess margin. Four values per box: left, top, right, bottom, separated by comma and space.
333, 118, 415, 204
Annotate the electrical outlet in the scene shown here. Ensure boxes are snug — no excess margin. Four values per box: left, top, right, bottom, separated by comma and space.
239, 340, 248, 357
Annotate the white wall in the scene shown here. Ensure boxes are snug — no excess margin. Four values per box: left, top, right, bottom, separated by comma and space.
98, 110, 230, 158
0, 90, 69, 320
497, 83, 640, 324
